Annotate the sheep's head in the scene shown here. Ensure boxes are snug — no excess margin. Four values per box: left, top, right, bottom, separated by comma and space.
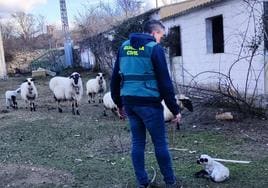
96, 73, 105, 84
175, 94, 193, 112
25, 78, 35, 86
69, 72, 81, 86
197, 154, 213, 166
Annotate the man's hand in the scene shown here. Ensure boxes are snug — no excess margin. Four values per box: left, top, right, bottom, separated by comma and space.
118, 107, 127, 120
172, 113, 182, 130
172, 113, 182, 124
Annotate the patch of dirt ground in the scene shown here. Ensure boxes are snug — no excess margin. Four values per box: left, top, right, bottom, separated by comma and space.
0, 164, 74, 188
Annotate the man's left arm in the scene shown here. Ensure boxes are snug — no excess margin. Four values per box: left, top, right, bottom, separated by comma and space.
151, 44, 180, 117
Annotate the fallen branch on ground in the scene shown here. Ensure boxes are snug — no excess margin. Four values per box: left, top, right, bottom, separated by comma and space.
150, 166, 156, 184
213, 158, 251, 164
169, 148, 189, 151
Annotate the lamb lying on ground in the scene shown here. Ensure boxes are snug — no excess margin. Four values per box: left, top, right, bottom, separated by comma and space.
5, 88, 21, 109
162, 94, 193, 129
195, 154, 230, 182
86, 73, 106, 103
49, 72, 83, 115
20, 78, 38, 111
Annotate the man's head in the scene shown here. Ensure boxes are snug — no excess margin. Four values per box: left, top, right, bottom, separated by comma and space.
143, 20, 165, 43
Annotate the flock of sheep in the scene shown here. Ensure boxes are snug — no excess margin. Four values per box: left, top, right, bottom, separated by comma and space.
4, 72, 193, 122
5, 73, 234, 183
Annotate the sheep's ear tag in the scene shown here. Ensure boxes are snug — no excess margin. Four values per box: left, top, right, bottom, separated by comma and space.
204, 158, 208, 162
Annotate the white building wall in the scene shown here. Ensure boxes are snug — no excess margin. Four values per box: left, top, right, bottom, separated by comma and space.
163, 0, 266, 95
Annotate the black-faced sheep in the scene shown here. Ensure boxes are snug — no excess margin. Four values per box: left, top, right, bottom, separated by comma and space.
162, 94, 193, 129
49, 72, 83, 115
5, 88, 21, 109
20, 78, 38, 111
86, 73, 106, 103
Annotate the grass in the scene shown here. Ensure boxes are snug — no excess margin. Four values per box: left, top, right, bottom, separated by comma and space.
0, 118, 267, 187
0, 76, 267, 187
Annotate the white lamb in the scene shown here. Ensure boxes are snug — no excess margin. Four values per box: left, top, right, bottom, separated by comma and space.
195, 154, 230, 182
162, 94, 193, 130
49, 72, 83, 115
103, 91, 121, 118
86, 72, 107, 103
20, 78, 38, 111
5, 87, 21, 109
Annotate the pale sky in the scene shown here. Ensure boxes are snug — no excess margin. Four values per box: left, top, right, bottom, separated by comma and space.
0, 0, 185, 27
0, 0, 102, 26
0, 0, 156, 25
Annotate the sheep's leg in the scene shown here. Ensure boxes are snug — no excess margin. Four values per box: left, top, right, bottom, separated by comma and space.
98, 93, 101, 103
88, 93, 92, 103
98, 93, 103, 103
194, 170, 210, 179
103, 107, 108, 116
11, 96, 16, 109
75, 101, 80, 115
71, 101, 75, 115
14, 101, 18, 109
30, 101, 35, 111
6, 99, 11, 109
57, 100, 63, 113
25, 100, 29, 109
92, 93, 96, 103
30, 101, 33, 111
33, 102, 36, 111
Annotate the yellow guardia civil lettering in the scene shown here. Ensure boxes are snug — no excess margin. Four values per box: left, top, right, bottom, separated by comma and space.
124, 45, 134, 50
124, 45, 145, 51
139, 46, 144, 51
124, 45, 144, 56
127, 50, 138, 56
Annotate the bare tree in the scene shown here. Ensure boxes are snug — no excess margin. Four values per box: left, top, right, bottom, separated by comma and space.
36, 14, 46, 35
74, 0, 144, 39
116, 0, 143, 17
74, 1, 118, 38
0, 21, 16, 40
12, 12, 41, 42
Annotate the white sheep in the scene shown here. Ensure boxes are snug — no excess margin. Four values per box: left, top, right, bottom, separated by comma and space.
20, 78, 38, 111
162, 94, 193, 130
86, 73, 107, 103
195, 154, 230, 182
5, 87, 21, 109
49, 72, 83, 115
103, 91, 121, 118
